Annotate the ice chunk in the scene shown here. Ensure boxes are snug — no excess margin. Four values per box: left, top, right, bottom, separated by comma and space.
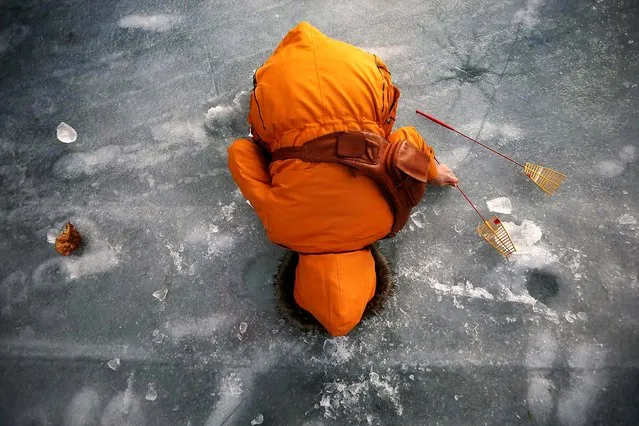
239, 322, 248, 334
564, 312, 577, 323
145, 383, 157, 401
152, 329, 165, 344
204, 105, 235, 131
319, 395, 331, 407
152, 288, 168, 302
56, 122, 77, 143
486, 197, 512, 214
250, 414, 264, 425
107, 358, 120, 370
617, 214, 637, 225
47, 228, 59, 244
410, 211, 425, 228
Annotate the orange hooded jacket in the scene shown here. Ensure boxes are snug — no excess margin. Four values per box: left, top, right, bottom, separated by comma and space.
228, 22, 437, 336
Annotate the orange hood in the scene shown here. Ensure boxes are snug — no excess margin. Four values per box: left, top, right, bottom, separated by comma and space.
294, 250, 376, 336
248, 21, 399, 150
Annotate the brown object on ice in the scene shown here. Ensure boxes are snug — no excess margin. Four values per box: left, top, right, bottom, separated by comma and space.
55, 222, 82, 256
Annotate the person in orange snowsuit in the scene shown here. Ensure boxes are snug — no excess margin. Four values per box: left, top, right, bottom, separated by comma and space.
228, 22, 458, 336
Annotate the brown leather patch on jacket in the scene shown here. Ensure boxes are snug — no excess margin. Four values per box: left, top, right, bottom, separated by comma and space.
271, 132, 430, 237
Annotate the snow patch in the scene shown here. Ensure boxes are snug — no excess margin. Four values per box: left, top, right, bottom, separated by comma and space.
465, 121, 524, 147
204, 91, 249, 132
118, 14, 182, 32
557, 344, 607, 426
53, 121, 209, 179
361, 45, 409, 60
502, 220, 556, 268
501, 286, 538, 306
100, 373, 145, 426
430, 279, 494, 301
446, 146, 472, 168
221, 202, 236, 221
619, 145, 636, 163
63, 387, 102, 426
527, 376, 554, 423
204, 105, 235, 126
318, 370, 403, 421
617, 213, 636, 226
486, 197, 512, 214
66, 249, 119, 280
33, 219, 119, 288
526, 329, 558, 369
515, 0, 544, 29
323, 337, 355, 364
166, 315, 225, 340
166, 243, 183, 272
595, 160, 625, 178
54, 145, 121, 179
369, 371, 403, 416
207, 233, 234, 256
205, 372, 244, 425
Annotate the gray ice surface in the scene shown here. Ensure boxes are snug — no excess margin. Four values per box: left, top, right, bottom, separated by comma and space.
1, 0, 638, 425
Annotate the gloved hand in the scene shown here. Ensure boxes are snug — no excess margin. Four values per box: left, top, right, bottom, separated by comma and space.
430, 163, 459, 186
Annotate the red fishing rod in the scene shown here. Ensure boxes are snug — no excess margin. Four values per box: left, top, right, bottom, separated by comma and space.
417, 110, 524, 167
417, 109, 566, 195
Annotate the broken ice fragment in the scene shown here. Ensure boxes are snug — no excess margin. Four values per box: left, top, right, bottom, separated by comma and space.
319, 395, 331, 407
145, 383, 158, 401
486, 197, 512, 215
152, 288, 168, 302
617, 213, 637, 225
46, 228, 58, 244
55, 222, 82, 255
250, 414, 264, 425
239, 322, 248, 334
56, 122, 77, 143
410, 212, 425, 228
453, 221, 464, 234
564, 312, 577, 323
152, 330, 165, 343
107, 358, 120, 370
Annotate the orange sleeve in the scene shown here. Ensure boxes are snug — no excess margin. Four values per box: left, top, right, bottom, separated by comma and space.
227, 138, 271, 225
388, 126, 438, 181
